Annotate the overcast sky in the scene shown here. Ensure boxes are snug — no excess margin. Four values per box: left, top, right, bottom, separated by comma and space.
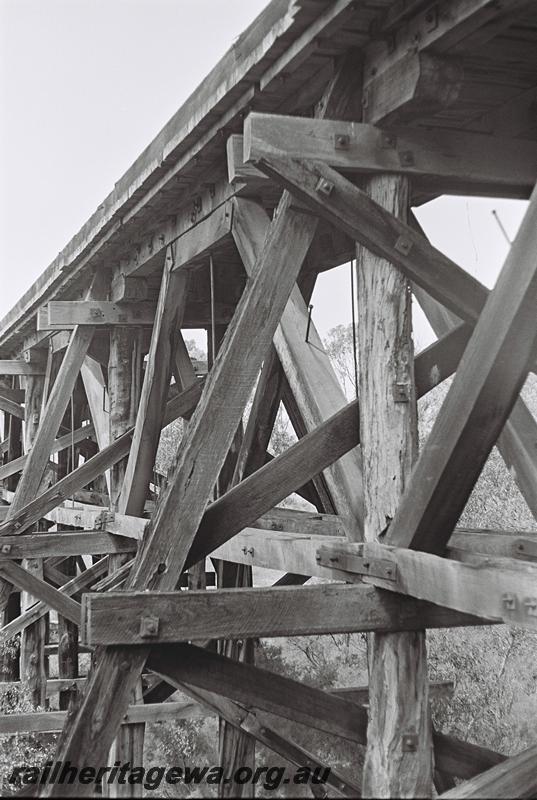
0, 0, 528, 352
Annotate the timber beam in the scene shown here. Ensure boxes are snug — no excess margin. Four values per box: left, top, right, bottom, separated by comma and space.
147, 644, 500, 783
329, 542, 537, 633
80, 583, 486, 646
440, 741, 537, 799
0, 701, 209, 735
210, 525, 537, 578
243, 114, 537, 199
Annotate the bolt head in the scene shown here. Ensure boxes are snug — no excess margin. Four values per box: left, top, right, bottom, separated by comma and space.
316, 177, 334, 196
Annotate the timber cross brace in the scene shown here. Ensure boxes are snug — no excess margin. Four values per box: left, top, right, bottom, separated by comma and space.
1, 1, 537, 797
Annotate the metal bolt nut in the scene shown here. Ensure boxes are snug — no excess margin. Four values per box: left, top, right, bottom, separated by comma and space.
394, 236, 413, 256
334, 133, 350, 150
316, 177, 334, 196
381, 132, 397, 149
502, 592, 517, 611
139, 615, 160, 638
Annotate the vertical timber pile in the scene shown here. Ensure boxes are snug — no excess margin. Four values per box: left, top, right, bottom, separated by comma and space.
356, 174, 433, 796
0, 377, 20, 684
20, 371, 47, 708
57, 392, 81, 711
108, 310, 144, 798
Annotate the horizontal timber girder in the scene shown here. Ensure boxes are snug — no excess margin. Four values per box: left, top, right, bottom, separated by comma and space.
80, 583, 486, 646
243, 114, 537, 199
357, 543, 537, 632
0, 701, 208, 735
209, 525, 537, 579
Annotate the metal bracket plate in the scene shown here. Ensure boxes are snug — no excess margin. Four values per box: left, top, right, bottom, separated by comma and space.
96, 511, 115, 531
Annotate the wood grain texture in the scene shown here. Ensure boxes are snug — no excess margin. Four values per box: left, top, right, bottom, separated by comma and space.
233, 197, 363, 538
440, 741, 537, 799
412, 220, 537, 527
357, 174, 432, 797
81, 583, 486, 645
249, 154, 490, 325
148, 642, 368, 742
8, 272, 108, 519
48, 188, 319, 793
19, 372, 47, 708
244, 114, 537, 198
0, 559, 108, 644
362, 543, 537, 631
118, 245, 189, 516
387, 184, 537, 552
0, 701, 209, 734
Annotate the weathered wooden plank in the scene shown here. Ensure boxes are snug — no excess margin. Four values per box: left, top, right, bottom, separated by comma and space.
440, 742, 537, 799
362, 52, 463, 126
0, 386, 25, 403
211, 524, 537, 577
232, 197, 363, 538
386, 185, 537, 553
360, 543, 537, 632
80, 356, 110, 496
19, 371, 47, 708
357, 170, 431, 796
366, 0, 533, 68
41, 506, 147, 540
42, 301, 156, 329
0, 422, 95, 483
411, 214, 537, 526
110, 274, 148, 303
0, 531, 135, 559
0, 558, 108, 643
118, 245, 189, 516
147, 643, 495, 783
246, 154, 493, 326
253, 507, 344, 535
81, 582, 486, 646
0, 361, 45, 376
170, 202, 233, 271
334, 681, 454, 706
151, 682, 360, 799
0, 394, 25, 420
0, 701, 209, 734
244, 114, 537, 198
0, 561, 80, 624
7, 272, 108, 524
150, 642, 368, 743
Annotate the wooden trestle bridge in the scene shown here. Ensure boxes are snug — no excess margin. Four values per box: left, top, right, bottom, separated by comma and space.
1, 0, 537, 796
